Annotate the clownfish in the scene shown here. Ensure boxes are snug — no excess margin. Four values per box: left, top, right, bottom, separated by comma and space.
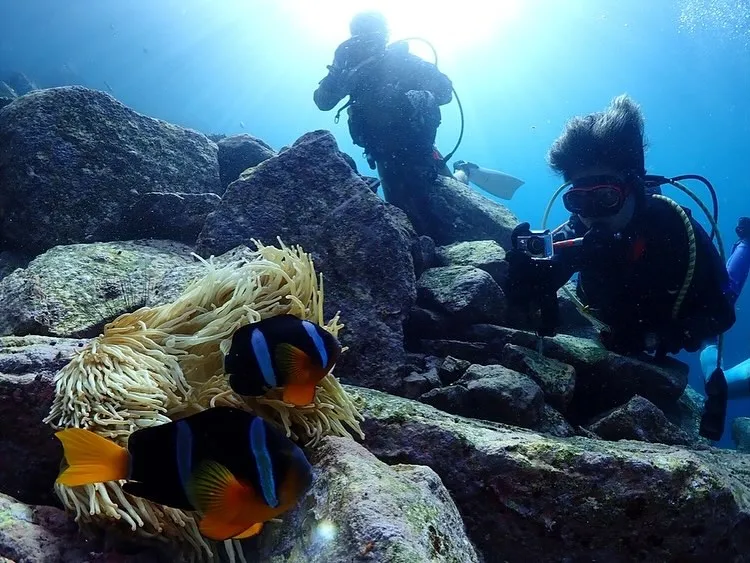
54, 406, 312, 541
223, 314, 342, 406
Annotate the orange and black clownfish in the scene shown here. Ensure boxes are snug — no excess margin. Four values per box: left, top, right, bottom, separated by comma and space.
55, 406, 313, 541
223, 314, 342, 406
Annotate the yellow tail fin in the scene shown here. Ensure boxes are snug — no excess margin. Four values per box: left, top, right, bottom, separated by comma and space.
55, 428, 130, 486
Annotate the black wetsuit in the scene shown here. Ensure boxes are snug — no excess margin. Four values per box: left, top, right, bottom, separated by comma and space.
524, 197, 735, 355
314, 37, 453, 197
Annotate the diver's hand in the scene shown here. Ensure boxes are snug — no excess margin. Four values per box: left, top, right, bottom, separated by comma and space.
511, 222, 533, 249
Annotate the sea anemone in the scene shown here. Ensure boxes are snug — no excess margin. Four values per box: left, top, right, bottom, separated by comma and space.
44, 238, 364, 561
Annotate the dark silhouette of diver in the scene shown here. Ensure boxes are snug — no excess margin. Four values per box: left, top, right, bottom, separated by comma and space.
313, 11, 454, 202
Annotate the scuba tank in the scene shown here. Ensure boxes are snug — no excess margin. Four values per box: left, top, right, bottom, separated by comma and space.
453, 160, 525, 200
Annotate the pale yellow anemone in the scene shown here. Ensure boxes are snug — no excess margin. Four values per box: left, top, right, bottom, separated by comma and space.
44, 239, 364, 562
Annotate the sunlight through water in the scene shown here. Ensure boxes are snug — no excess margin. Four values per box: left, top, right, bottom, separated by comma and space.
276, 0, 524, 59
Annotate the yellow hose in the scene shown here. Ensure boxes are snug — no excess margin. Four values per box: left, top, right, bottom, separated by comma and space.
651, 194, 696, 319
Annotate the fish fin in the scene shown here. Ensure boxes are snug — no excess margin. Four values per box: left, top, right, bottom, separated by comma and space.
274, 343, 313, 385
199, 515, 260, 542
232, 522, 264, 540
282, 382, 317, 406
55, 428, 129, 486
188, 460, 270, 541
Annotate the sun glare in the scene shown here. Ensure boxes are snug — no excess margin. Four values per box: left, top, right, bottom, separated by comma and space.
277, 0, 523, 58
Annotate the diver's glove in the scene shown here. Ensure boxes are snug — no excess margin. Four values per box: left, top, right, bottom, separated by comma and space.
504, 222, 569, 306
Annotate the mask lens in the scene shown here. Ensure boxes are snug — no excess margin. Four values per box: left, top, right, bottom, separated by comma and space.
563, 184, 625, 217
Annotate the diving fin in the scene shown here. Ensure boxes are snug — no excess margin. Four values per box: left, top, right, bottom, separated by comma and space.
466, 166, 525, 200
699, 367, 728, 441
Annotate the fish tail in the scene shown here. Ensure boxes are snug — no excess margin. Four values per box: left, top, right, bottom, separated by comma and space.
55, 428, 130, 486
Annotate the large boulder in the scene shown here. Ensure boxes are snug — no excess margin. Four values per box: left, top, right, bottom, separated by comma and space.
0, 336, 88, 505
0, 493, 161, 563
435, 240, 508, 286
416, 266, 506, 325
0, 240, 205, 338
420, 364, 544, 428
351, 386, 750, 563
386, 175, 518, 249
0, 87, 221, 253
197, 130, 417, 393
126, 191, 222, 244
257, 436, 479, 562
587, 395, 692, 446
217, 133, 276, 188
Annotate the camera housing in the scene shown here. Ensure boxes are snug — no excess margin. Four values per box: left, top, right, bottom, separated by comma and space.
516, 229, 554, 259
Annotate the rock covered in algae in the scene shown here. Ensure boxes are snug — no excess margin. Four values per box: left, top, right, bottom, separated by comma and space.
0, 336, 88, 505
349, 385, 750, 563
0, 86, 221, 254
197, 130, 418, 394
423, 324, 689, 423
0, 240, 207, 338
253, 436, 479, 563
0, 492, 161, 563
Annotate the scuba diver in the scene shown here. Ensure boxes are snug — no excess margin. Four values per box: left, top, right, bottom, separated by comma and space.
452, 160, 526, 200
502, 94, 736, 440
700, 217, 750, 401
313, 11, 454, 202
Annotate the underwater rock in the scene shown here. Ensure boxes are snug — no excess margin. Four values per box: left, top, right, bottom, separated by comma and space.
256, 436, 479, 562
420, 364, 544, 428
386, 174, 518, 250
500, 343, 576, 413
412, 235, 436, 278
446, 324, 689, 424
403, 306, 452, 344
532, 404, 577, 437
417, 266, 506, 325
350, 385, 750, 563
587, 395, 692, 446
0, 240, 206, 338
437, 355, 470, 385
402, 368, 441, 400
0, 86, 221, 254
732, 417, 750, 453
197, 130, 417, 394
126, 191, 222, 244
436, 240, 508, 286
662, 385, 709, 446
0, 336, 88, 505
217, 133, 276, 188
0, 492, 161, 563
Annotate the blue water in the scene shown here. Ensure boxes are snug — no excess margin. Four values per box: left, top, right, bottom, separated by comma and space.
1, 0, 748, 446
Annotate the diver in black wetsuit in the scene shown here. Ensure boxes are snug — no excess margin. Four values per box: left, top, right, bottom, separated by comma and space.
504, 94, 735, 358
313, 11, 454, 202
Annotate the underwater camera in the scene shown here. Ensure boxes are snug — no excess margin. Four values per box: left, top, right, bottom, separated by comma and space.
516, 230, 553, 259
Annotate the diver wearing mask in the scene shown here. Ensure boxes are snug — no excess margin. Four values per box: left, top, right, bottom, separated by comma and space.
504, 94, 736, 358
313, 11, 454, 201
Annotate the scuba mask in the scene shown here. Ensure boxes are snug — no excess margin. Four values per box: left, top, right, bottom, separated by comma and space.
562, 175, 631, 218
